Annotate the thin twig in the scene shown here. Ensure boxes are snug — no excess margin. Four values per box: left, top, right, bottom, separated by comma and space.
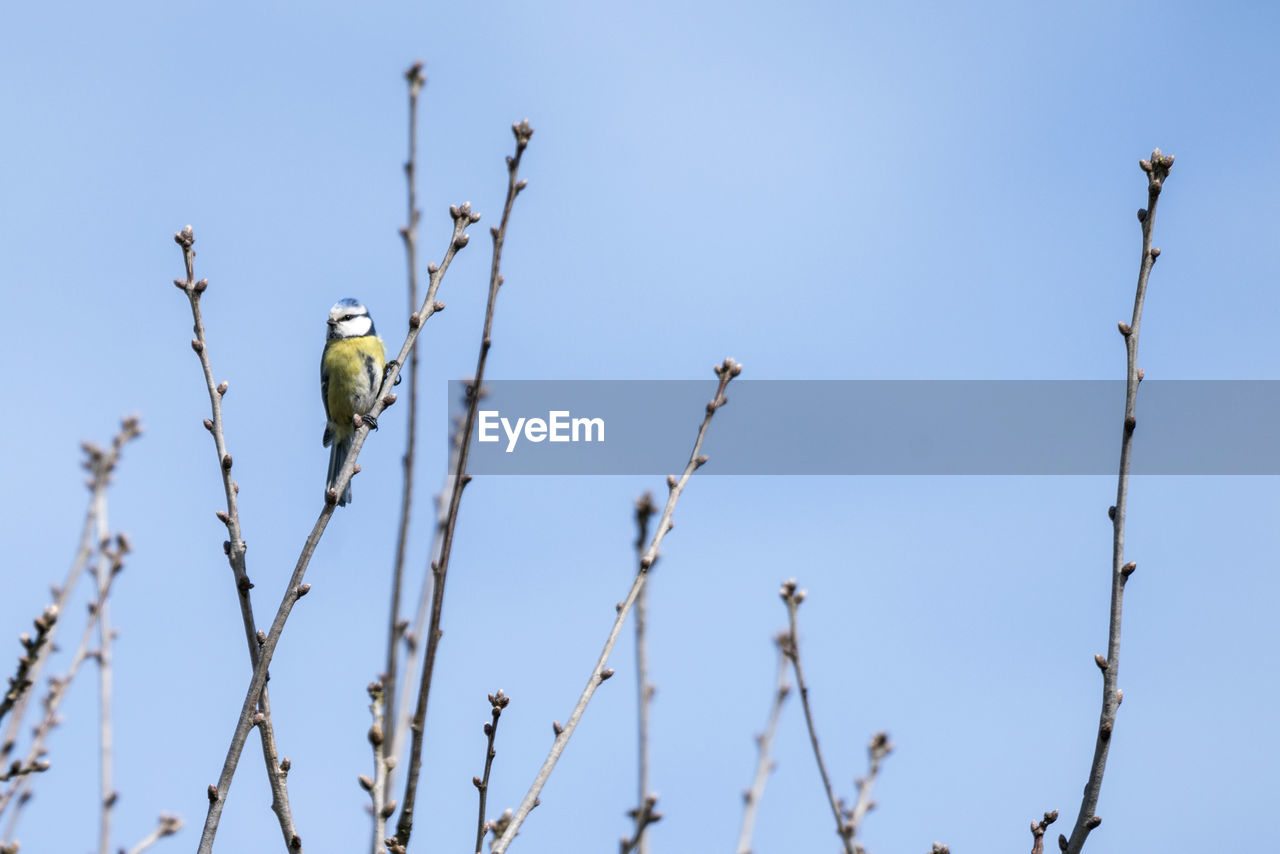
779, 580, 854, 854
631, 493, 657, 854
172, 228, 302, 853
193, 201, 474, 854
0, 607, 58, 731
846, 731, 892, 853
620, 795, 661, 854
382, 60, 427, 802
364, 681, 390, 854
735, 637, 790, 854
94, 495, 117, 854
1060, 149, 1174, 854
0, 530, 128, 825
490, 357, 743, 854
391, 120, 534, 854
1029, 810, 1058, 854
473, 690, 509, 854
391, 410, 464, 767
0, 430, 137, 842
123, 814, 184, 854
1, 422, 138, 761
0, 759, 49, 784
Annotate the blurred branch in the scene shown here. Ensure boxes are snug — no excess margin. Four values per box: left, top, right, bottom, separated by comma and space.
391, 120, 534, 854
1, 421, 139, 762
122, 813, 183, 854
171, 227, 301, 852
0, 759, 49, 785
0, 423, 139, 845
391, 407, 464, 769
735, 636, 790, 854
473, 690, 509, 854
364, 682, 393, 853
0, 525, 128, 829
620, 795, 661, 854
847, 732, 892, 846
630, 492, 657, 854
1060, 149, 1174, 854
194, 194, 475, 854
490, 357, 743, 854
1029, 810, 1058, 854
382, 61, 427, 810
93, 498, 116, 854
0, 607, 58, 732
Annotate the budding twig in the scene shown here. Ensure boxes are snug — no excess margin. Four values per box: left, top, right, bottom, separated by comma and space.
489, 358, 742, 854
392, 120, 534, 852
122, 814, 183, 854
172, 226, 301, 852
1058, 148, 1174, 854
1, 421, 138, 764
381, 62, 427, 819
735, 638, 790, 854
473, 690, 509, 854
620, 794, 661, 854
630, 492, 657, 854
94, 496, 116, 854
0, 521, 127, 825
779, 580, 855, 854
193, 191, 473, 853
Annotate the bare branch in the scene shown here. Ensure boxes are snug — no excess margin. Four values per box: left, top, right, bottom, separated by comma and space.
193, 200, 473, 854
0, 526, 128, 825
1, 420, 139, 762
735, 637, 790, 854
489, 357, 743, 854
392, 120, 534, 853
93, 498, 116, 854
0, 759, 49, 784
382, 61, 428, 809
630, 492, 657, 854
619, 794, 661, 854
779, 580, 853, 854
391, 407, 464, 769
172, 226, 302, 852
473, 690, 509, 854
0, 607, 58, 731
1060, 149, 1174, 854
847, 731, 892, 852
1029, 810, 1059, 854
365, 681, 390, 854
122, 814, 184, 854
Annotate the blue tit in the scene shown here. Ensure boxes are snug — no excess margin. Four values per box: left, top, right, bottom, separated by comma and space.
321, 298, 386, 506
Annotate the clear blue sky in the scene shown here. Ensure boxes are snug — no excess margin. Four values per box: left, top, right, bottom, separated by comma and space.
2, 1, 1278, 852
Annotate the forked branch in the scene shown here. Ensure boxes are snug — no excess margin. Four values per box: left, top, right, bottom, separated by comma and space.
193, 196, 475, 853
172, 227, 301, 852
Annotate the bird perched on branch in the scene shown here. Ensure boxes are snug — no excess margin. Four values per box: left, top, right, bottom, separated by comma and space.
321, 298, 385, 505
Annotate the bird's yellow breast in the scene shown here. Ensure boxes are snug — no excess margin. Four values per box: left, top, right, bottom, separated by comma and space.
322, 335, 386, 440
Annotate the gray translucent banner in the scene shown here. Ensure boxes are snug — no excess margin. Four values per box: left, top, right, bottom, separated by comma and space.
446, 380, 1280, 474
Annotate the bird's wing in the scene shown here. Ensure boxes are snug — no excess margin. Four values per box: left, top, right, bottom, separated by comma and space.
321, 349, 333, 446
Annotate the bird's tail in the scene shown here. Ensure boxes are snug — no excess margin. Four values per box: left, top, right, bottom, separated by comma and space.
327, 436, 353, 506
